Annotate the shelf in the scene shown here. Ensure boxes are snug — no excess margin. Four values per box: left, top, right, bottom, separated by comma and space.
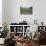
10, 32, 23, 33
16, 32, 23, 33
9, 25, 31, 36
10, 32, 15, 33
9, 25, 31, 26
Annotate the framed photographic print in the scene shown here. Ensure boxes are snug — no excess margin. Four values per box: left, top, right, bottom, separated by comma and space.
20, 6, 32, 15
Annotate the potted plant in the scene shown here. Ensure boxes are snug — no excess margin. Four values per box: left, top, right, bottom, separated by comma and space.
0, 23, 9, 44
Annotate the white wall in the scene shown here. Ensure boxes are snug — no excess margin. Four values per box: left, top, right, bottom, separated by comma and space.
39, 0, 46, 26
2, 0, 46, 26
2, 0, 36, 24
8, 0, 34, 24
2, 0, 9, 24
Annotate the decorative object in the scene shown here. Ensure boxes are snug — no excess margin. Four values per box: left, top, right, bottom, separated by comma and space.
26, 27, 32, 40
0, 23, 9, 38
0, 38, 5, 44
0, 22, 9, 44
34, 19, 37, 24
20, 6, 32, 15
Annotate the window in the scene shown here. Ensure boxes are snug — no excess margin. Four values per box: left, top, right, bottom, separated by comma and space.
0, 0, 2, 27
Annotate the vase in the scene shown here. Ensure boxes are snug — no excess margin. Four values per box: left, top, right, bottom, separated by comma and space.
0, 38, 5, 44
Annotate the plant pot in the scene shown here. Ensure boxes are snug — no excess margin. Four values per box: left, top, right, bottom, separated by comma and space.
0, 38, 5, 44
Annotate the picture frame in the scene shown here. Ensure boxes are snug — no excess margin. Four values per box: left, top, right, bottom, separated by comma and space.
20, 6, 32, 15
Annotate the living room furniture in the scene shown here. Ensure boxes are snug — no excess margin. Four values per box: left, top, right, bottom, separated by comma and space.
9, 25, 30, 37
5, 38, 15, 46
38, 26, 46, 45
9, 23, 38, 38
15, 39, 32, 46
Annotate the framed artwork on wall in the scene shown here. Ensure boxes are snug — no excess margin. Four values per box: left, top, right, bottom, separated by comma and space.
20, 6, 32, 15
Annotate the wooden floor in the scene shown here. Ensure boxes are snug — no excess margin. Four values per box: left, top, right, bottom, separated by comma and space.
0, 44, 4, 46
0, 44, 46, 46
40, 45, 46, 46
31, 40, 46, 46
0, 41, 46, 46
